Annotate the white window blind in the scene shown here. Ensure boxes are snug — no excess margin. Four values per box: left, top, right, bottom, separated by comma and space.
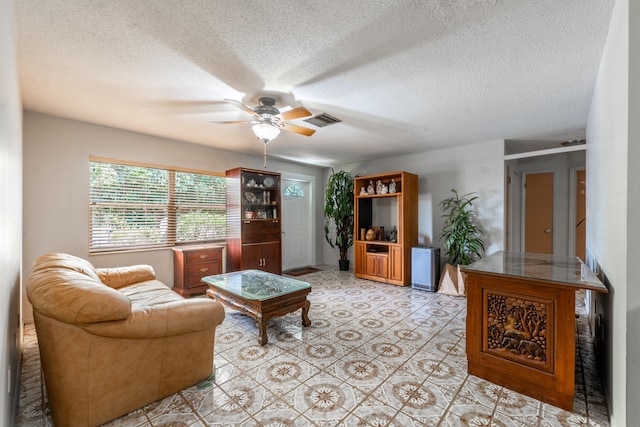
90, 160, 226, 252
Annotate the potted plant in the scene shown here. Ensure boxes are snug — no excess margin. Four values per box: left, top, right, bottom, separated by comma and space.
438, 189, 485, 295
439, 189, 485, 265
324, 169, 354, 271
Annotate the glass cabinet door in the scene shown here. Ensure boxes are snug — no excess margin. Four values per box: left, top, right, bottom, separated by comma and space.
241, 171, 279, 221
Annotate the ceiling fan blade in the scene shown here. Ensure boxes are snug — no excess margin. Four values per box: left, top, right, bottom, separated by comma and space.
224, 98, 257, 116
277, 106, 312, 121
281, 123, 316, 137
210, 120, 254, 125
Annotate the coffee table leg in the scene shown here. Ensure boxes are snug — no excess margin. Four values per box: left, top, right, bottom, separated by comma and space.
301, 300, 311, 327
258, 315, 268, 346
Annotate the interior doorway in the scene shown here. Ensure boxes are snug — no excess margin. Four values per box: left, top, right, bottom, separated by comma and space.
523, 172, 554, 254
504, 148, 585, 257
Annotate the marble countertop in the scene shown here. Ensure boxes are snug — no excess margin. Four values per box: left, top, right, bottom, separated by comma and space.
462, 251, 608, 292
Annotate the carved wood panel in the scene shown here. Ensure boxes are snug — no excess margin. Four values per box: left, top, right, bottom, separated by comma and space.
482, 290, 554, 373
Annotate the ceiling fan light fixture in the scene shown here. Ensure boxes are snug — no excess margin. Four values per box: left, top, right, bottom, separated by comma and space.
252, 122, 281, 141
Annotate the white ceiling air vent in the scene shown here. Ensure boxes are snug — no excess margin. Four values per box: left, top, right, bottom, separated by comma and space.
303, 113, 342, 128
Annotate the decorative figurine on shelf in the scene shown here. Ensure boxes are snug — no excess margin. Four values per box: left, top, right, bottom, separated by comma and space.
376, 180, 383, 194
367, 180, 375, 195
380, 184, 389, 194
360, 186, 367, 196
389, 179, 396, 194
388, 226, 398, 243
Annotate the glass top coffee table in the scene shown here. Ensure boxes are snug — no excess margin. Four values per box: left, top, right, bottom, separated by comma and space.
201, 270, 312, 345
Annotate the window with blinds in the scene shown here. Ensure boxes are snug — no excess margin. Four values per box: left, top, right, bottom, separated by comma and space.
89, 159, 226, 252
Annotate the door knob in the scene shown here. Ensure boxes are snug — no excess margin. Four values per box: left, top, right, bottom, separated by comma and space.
545, 228, 552, 233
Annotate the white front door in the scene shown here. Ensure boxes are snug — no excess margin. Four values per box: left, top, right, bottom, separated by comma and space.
281, 176, 313, 271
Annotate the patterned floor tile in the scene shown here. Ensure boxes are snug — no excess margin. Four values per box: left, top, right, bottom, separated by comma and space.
292, 375, 357, 424
495, 387, 541, 418
327, 353, 390, 390
254, 353, 320, 386
343, 405, 420, 427
444, 403, 496, 427
323, 325, 375, 351
16, 265, 609, 426
250, 407, 311, 427
295, 340, 345, 370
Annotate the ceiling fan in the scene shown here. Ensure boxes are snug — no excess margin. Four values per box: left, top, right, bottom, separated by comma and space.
212, 97, 316, 167
212, 96, 316, 140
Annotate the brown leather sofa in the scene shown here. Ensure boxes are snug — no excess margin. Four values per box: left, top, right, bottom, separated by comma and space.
26, 253, 226, 427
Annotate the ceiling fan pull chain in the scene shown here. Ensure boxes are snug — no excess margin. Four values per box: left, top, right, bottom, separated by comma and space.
263, 139, 268, 168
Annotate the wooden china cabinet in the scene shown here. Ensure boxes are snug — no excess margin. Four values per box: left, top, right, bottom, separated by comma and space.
353, 171, 418, 286
225, 167, 282, 275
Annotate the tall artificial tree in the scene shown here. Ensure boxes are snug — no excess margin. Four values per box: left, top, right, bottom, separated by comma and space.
324, 169, 354, 270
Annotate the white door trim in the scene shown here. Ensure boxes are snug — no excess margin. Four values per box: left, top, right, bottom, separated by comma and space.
568, 166, 586, 258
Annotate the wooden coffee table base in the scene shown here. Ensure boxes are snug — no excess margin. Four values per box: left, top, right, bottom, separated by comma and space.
206, 287, 311, 345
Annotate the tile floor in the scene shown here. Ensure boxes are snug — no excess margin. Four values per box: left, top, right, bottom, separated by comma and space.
17, 265, 609, 426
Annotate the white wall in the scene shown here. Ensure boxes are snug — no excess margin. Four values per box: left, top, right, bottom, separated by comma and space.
22, 112, 325, 322
0, 0, 23, 423
585, 0, 635, 424
627, 0, 640, 416
324, 139, 505, 267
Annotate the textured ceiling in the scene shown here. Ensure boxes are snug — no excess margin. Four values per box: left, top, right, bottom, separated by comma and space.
14, 0, 614, 166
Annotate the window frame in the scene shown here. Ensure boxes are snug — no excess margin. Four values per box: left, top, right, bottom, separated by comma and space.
284, 184, 305, 197
89, 156, 226, 253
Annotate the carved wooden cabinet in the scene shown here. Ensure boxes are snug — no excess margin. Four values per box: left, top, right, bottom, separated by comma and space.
226, 167, 282, 275
462, 251, 608, 411
354, 171, 418, 286
172, 244, 223, 296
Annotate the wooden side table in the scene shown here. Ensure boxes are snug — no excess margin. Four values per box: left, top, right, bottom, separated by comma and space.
172, 244, 223, 296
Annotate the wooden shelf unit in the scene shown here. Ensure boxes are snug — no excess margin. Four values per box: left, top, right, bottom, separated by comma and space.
353, 171, 418, 286
225, 167, 282, 275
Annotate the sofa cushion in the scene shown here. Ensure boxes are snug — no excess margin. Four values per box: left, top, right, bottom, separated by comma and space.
31, 253, 102, 283
117, 279, 182, 307
97, 265, 156, 289
27, 268, 132, 324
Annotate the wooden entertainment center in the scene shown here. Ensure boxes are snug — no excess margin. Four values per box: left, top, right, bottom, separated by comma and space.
353, 171, 418, 286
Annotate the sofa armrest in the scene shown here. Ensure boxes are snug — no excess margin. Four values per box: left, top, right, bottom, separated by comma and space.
97, 265, 156, 289
80, 298, 225, 339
